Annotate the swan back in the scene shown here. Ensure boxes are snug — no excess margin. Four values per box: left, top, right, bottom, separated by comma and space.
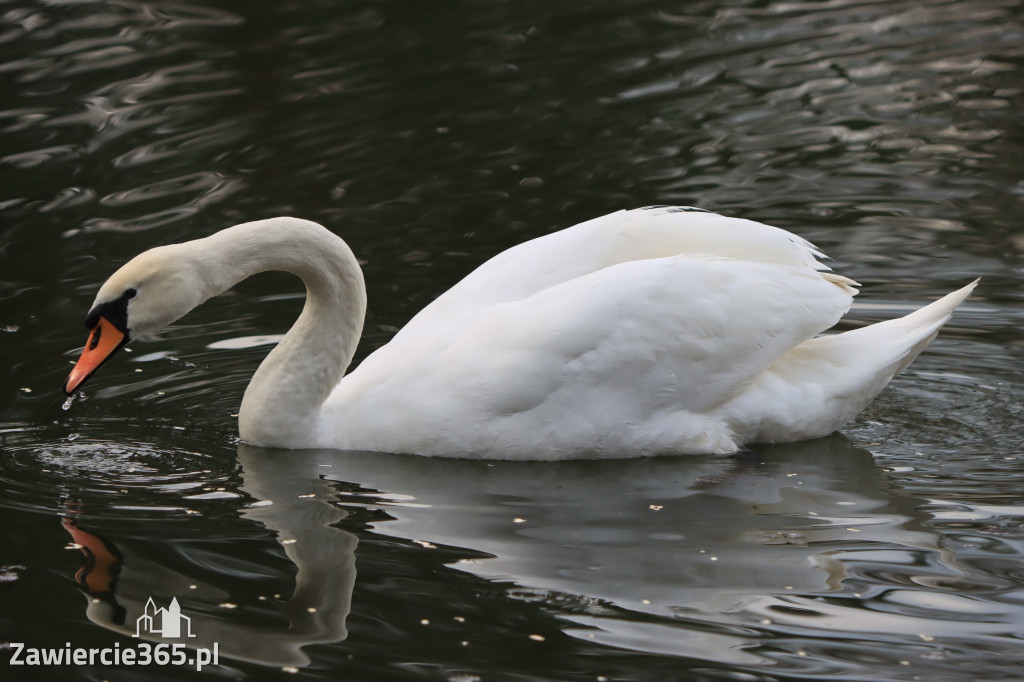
409, 206, 855, 324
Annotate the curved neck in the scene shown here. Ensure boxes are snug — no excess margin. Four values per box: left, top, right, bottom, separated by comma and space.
189, 218, 366, 447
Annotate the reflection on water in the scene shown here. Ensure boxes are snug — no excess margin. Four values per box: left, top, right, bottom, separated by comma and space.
2, 0, 1024, 680
62, 446, 354, 668
11, 436, 1017, 679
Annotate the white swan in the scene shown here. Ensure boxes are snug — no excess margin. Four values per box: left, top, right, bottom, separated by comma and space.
63, 206, 976, 459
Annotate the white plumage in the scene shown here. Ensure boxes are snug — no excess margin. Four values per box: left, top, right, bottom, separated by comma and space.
70, 206, 976, 459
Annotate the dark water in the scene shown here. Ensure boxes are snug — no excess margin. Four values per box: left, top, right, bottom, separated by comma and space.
2, 0, 1023, 680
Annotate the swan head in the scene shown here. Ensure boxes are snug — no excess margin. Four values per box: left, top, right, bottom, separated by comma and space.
64, 243, 207, 395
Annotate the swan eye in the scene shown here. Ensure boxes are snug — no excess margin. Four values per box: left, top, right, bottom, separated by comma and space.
125, 288, 137, 299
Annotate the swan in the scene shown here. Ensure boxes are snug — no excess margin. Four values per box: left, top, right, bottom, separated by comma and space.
62, 206, 976, 459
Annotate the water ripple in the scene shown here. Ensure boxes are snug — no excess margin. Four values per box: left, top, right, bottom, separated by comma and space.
0, 428, 239, 520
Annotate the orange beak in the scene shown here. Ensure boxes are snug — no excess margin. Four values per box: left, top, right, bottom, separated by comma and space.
63, 316, 128, 395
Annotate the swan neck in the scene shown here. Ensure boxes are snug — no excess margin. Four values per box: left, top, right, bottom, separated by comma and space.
194, 218, 366, 447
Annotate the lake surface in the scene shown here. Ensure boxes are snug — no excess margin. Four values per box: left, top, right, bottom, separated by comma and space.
2, 0, 1023, 680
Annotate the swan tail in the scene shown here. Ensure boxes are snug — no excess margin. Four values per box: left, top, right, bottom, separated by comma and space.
724, 280, 978, 444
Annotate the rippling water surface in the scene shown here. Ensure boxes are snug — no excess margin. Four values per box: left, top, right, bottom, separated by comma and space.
2, 0, 1023, 680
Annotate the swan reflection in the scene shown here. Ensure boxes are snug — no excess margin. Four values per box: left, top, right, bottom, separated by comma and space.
66, 435, 965, 669
63, 445, 355, 667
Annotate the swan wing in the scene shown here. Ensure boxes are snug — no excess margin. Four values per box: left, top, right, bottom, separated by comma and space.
328, 209, 856, 455
373, 206, 856, 404
418, 252, 855, 416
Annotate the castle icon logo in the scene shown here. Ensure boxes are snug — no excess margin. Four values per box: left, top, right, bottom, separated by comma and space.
133, 597, 196, 639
